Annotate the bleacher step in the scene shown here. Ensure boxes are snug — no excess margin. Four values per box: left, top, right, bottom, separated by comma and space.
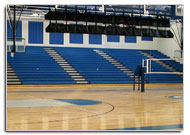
66, 70, 78, 73
7, 82, 22, 85
94, 52, 105, 54
94, 49, 134, 79
57, 61, 67, 64
52, 56, 64, 59
76, 81, 88, 84
7, 71, 15, 73
108, 60, 118, 63
7, 62, 22, 85
111, 62, 120, 64
49, 54, 60, 56
44, 48, 89, 84
119, 67, 130, 70
58, 62, 69, 65
116, 66, 127, 69
74, 78, 86, 81
56, 60, 67, 62
123, 71, 132, 73
61, 65, 73, 68
102, 55, 112, 58
52, 57, 63, 60
72, 76, 83, 78
7, 67, 14, 70
7, 73, 17, 75
103, 57, 112, 59
7, 79, 21, 81
114, 64, 125, 67
64, 68, 75, 70
7, 69, 14, 72
59, 63, 70, 66
68, 73, 80, 75
47, 51, 59, 53
7, 76, 19, 79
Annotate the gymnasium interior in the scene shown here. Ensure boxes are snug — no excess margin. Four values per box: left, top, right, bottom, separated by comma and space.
6, 5, 183, 131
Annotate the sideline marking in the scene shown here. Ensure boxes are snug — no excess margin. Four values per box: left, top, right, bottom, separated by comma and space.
107, 124, 183, 130
169, 96, 183, 99
55, 99, 102, 105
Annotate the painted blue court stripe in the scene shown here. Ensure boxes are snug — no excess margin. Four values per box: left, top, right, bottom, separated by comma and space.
54, 99, 102, 106
169, 96, 183, 99
107, 124, 183, 130
17, 90, 74, 93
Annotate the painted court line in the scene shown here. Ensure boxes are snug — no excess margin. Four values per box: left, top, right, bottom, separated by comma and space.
7, 99, 73, 108
7, 99, 102, 110
107, 124, 183, 130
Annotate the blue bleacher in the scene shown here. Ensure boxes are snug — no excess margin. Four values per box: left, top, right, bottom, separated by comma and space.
103, 49, 183, 83
55, 47, 133, 84
103, 49, 171, 73
7, 46, 76, 84
145, 74, 183, 83
7, 46, 183, 84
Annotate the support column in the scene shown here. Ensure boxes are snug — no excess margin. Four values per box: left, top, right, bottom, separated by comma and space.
12, 5, 16, 53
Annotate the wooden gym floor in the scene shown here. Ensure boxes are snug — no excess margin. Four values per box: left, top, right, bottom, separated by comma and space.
6, 84, 183, 131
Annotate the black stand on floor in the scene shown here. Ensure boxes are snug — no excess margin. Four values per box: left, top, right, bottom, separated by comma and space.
133, 65, 145, 92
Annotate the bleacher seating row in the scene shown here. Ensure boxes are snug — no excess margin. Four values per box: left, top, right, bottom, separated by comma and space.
7, 46, 183, 84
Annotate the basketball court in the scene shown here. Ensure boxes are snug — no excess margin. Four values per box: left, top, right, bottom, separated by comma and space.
7, 84, 183, 130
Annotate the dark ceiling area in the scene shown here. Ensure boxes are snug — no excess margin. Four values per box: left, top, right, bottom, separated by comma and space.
7, 5, 173, 19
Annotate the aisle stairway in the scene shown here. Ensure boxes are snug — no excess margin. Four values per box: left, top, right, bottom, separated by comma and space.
7, 62, 22, 85
140, 50, 183, 78
94, 49, 134, 78
44, 48, 88, 84
140, 51, 178, 72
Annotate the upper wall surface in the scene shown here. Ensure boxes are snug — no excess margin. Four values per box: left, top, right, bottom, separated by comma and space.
20, 19, 158, 50
7, 18, 182, 58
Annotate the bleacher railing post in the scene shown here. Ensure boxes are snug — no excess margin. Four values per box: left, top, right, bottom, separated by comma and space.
142, 59, 144, 67
141, 67, 145, 92
133, 74, 135, 91
146, 59, 149, 73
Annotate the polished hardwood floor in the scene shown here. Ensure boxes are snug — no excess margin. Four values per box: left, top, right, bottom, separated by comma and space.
7, 84, 183, 131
